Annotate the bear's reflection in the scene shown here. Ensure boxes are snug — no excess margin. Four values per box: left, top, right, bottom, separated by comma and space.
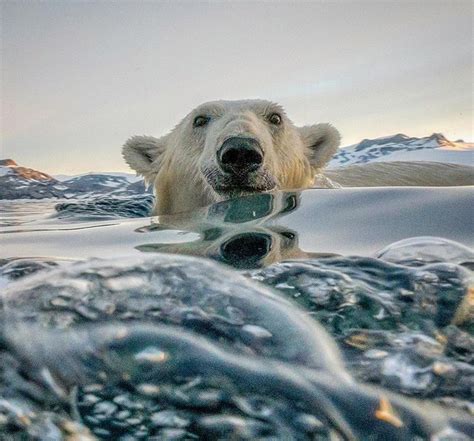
135, 192, 336, 269
205, 192, 299, 224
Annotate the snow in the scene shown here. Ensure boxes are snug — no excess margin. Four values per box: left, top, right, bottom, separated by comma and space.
55, 172, 141, 183
371, 149, 474, 166
330, 134, 474, 167
0, 275, 10, 289
102, 178, 125, 188
422, 140, 439, 148
0, 167, 12, 177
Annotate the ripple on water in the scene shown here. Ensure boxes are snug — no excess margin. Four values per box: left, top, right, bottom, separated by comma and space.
53, 195, 155, 221
376, 236, 474, 268
0, 239, 473, 440
248, 251, 473, 402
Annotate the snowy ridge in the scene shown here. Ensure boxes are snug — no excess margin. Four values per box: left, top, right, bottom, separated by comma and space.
0, 160, 151, 200
329, 133, 473, 167
54, 171, 141, 182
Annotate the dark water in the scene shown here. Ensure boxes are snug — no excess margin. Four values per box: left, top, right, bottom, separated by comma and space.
0, 188, 473, 440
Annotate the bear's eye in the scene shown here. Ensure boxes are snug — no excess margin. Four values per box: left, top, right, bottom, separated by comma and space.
193, 115, 210, 128
268, 113, 282, 126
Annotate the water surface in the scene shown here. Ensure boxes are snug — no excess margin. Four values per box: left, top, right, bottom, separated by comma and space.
0, 187, 473, 440
1, 187, 473, 262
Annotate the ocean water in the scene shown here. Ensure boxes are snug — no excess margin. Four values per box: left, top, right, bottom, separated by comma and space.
0, 187, 473, 440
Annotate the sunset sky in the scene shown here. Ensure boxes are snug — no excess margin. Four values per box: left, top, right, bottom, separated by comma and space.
1, 1, 472, 175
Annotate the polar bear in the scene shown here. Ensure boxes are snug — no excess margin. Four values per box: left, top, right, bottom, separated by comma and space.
123, 99, 340, 215
123, 99, 474, 215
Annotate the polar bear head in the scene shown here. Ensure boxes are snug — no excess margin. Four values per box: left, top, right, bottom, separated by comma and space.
123, 99, 340, 215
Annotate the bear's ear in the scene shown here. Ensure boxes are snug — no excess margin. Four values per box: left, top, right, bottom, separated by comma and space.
298, 123, 341, 169
122, 135, 168, 184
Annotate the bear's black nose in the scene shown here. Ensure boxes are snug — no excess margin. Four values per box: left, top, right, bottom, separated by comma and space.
218, 137, 263, 174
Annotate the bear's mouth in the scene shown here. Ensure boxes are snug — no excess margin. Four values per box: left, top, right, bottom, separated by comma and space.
202, 166, 277, 197
214, 183, 275, 197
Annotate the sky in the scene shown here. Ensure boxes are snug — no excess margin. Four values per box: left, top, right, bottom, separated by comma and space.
1, 1, 473, 175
